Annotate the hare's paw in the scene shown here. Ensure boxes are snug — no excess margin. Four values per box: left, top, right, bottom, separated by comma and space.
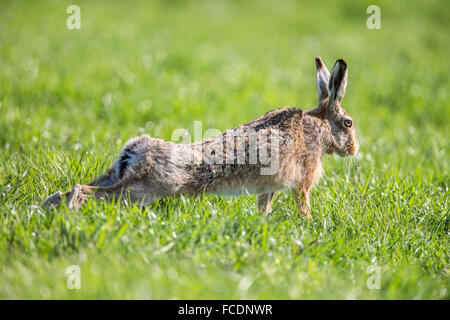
66, 184, 89, 209
42, 191, 63, 208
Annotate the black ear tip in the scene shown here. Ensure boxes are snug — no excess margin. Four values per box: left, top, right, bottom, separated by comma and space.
336, 59, 347, 68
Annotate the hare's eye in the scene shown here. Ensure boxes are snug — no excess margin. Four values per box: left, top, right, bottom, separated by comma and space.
344, 119, 352, 128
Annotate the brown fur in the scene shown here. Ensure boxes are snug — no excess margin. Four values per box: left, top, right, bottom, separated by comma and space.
42, 57, 359, 219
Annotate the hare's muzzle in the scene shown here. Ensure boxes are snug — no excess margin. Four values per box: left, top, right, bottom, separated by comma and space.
348, 141, 359, 156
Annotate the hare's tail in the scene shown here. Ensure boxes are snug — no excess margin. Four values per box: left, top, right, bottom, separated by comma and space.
118, 147, 136, 179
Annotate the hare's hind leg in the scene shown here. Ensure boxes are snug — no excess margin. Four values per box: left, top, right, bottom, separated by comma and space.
64, 184, 122, 209
42, 190, 65, 208
88, 167, 118, 187
258, 192, 275, 215
42, 186, 88, 209
42, 168, 119, 209
64, 181, 155, 209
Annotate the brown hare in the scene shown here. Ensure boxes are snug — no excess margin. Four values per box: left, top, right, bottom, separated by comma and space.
43, 57, 359, 219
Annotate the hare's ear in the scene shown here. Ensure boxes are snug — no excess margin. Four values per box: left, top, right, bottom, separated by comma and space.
315, 56, 330, 102
327, 59, 348, 111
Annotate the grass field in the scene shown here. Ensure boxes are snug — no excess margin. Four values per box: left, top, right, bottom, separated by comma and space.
0, 0, 448, 299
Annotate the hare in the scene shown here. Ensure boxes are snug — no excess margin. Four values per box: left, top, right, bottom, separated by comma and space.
42, 57, 359, 219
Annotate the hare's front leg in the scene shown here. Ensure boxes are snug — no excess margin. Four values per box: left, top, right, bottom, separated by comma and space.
257, 192, 275, 215
293, 187, 312, 220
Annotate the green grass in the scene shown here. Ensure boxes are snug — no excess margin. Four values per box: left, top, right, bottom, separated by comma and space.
0, 0, 449, 299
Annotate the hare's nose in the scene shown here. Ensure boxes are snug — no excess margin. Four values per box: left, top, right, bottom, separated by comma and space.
349, 143, 359, 155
